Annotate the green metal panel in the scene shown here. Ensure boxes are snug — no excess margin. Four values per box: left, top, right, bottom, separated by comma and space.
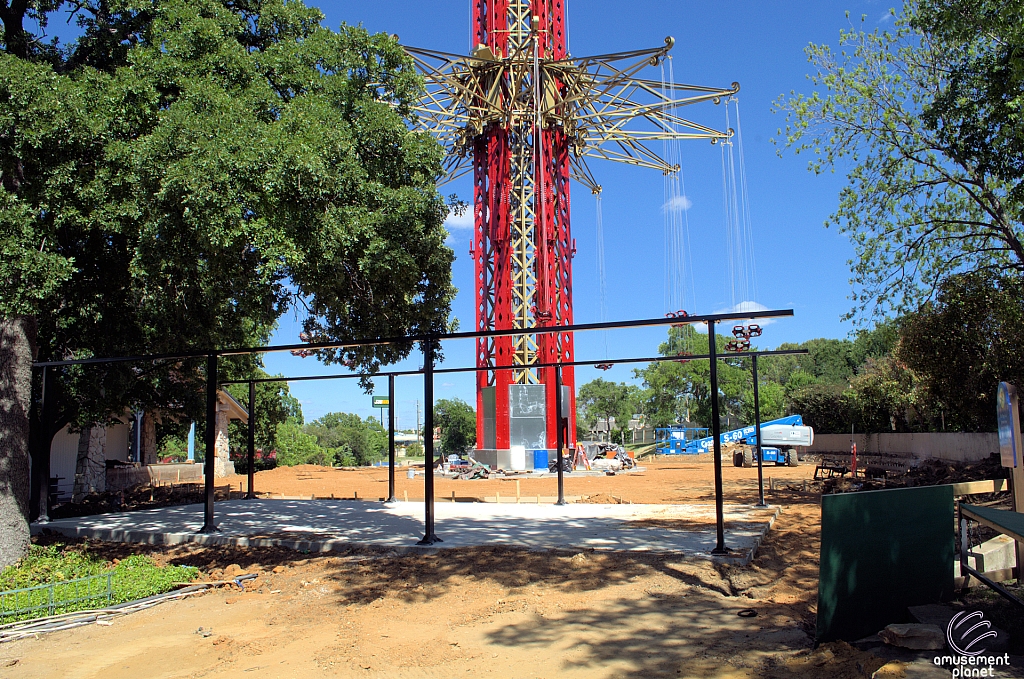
816, 485, 955, 644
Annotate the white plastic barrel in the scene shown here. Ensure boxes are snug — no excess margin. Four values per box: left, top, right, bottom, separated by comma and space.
509, 445, 527, 471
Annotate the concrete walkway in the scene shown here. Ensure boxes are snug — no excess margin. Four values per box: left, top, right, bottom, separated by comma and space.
33, 500, 778, 563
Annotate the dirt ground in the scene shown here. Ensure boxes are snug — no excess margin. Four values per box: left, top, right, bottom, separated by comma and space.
2, 460, 898, 678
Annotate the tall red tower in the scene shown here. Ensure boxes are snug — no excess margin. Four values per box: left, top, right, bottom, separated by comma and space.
407, 3, 737, 454
470, 1, 574, 451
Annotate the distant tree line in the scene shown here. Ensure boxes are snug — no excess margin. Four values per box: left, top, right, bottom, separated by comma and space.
578, 272, 1024, 437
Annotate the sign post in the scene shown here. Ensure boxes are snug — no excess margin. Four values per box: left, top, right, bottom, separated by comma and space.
372, 395, 389, 428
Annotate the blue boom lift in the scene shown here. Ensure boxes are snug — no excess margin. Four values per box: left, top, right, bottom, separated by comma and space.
654, 415, 810, 467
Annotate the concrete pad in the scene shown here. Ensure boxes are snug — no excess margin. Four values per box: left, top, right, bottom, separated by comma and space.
33, 500, 778, 564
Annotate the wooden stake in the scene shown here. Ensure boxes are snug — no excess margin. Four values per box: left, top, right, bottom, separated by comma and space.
354, 490, 358, 500
516, 480, 521, 503
404, 490, 408, 502
496, 491, 500, 504
451, 490, 456, 502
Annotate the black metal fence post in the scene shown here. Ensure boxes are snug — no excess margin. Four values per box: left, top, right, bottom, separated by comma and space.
247, 379, 256, 500
31, 366, 52, 523
555, 364, 566, 505
752, 354, 767, 508
199, 353, 219, 533
386, 373, 397, 503
708, 321, 727, 554
417, 339, 441, 544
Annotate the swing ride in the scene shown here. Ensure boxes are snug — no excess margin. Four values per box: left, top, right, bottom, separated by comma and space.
406, 0, 741, 453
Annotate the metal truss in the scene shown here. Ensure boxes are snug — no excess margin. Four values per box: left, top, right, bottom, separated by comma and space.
405, 38, 738, 193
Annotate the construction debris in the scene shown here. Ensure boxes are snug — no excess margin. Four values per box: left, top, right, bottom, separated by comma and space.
877, 623, 946, 650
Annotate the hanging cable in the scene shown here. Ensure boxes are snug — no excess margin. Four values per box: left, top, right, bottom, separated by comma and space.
595, 191, 609, 359
661, 56, 694, 316
732, 98, 759, 306
721, 104, 737, 309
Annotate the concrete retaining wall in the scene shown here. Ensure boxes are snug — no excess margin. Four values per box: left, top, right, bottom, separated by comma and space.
807, 433, 999, 462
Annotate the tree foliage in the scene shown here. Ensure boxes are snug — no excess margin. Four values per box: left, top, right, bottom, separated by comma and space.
915, 0, 1024, 204
896, 271, 1024, 431
274, 419, 332, 467
223, 371, 301, 453
774, 4, 1024, 318
576, 377, 638, 441
432, 398, 475, 455
1, 0, 455, 438
305, 412, 386, 466
632, 326, 749, 430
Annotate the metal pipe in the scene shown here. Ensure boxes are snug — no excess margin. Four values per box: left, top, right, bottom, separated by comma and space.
218, 348, 810, 385
32, 309, 796, 368
417, 340, 441, 545
708, 321, 727, 554
555, 364, 565, 505
199, 354, 218, 533
247, 380, 256, 500
32, 366, 51, 523
752, 354, 766, 508
386, 374, 397, 503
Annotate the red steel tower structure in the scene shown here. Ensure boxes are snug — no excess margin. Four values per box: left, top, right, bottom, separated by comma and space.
407, 2, 737, 454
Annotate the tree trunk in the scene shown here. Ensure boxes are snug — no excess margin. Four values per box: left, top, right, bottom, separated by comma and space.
0, 5, 30, 60
0, 316, 35, 567
73, 424, 106, 502
141, 412, 157, 465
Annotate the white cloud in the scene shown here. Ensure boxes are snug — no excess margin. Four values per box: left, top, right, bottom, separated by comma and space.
878, 11, 892, 23
713, 300, 776, 326
444, 209, 474, 231
663, 195, 693, 213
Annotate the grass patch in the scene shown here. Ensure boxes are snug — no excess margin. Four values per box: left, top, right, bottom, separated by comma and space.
0, 543, 199, 623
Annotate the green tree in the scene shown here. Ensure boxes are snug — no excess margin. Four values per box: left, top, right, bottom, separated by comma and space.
0, 0, 455, 558
633, 326, 750, 430
224, 373, 301, 454
915, 1, 1024, 204
305, 412, 385, 466
576, 378, 636, 441
774, 4, 1024, 318
274, 419, 333, 467
433, 398, 475, 456
789, 384, 856, 435
896, 272, 1024, 431
741, 380, 786, 424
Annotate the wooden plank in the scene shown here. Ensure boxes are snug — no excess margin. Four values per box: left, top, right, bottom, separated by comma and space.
949, 479, 1007, 496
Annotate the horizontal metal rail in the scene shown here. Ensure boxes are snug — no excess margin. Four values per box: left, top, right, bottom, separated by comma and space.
219, 348, 808, 385
33, 309, 794, 368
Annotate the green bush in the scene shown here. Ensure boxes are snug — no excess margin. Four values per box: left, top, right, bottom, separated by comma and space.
275, 419, 333, 466
0, 544, 199, 622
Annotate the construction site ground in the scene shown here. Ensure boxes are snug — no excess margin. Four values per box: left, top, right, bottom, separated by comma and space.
0, 458, 996, 678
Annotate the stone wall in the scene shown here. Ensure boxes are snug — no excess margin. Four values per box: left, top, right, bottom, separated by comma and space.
214, 404, 234, 477
73, 425, 106, 501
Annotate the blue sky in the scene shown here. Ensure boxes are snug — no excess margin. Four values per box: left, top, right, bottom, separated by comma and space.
263, 0, 900, 425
